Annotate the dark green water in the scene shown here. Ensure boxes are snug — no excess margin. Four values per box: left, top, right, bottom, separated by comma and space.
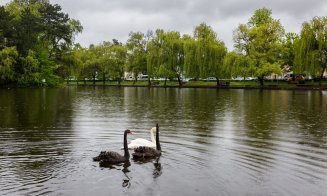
0, 87, 326, 195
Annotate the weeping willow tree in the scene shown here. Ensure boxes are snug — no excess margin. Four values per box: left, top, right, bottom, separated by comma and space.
183, 35, 199, 79
126, 31, 148, 84
294, 16, 327, 84
184, 23, 227, 85
223, 51, 250, 79
204, 42, 227, 85
147, 29, 184, 86
79, 45, 100, 85
160, 31, 184, 86
147, 29, 164, 85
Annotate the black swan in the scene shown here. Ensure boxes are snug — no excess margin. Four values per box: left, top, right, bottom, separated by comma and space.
132, 124, 161, 159
93, 129, 132, 164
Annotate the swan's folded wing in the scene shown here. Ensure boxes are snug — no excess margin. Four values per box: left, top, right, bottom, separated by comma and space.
132, 146, 160, 158
93, 151, 124, 162
123, 138, 156, 149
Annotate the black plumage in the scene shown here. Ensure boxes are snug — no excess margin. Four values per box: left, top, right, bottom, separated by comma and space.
93, 129, 132, 164
133, 124, 161, 159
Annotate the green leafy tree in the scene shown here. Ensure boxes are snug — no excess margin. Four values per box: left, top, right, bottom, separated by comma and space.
183, 35, 198, 79
17, 50, 41, 86
4, 0, 48, 19
126, 32, 148, 84
279, 32, 298, 77
54, 44, 81, 84
0, 6, 16, 49
0, 47, 18, 84
97, 41, 113, 84
73, 47, 91, 84
108, 41, 127, 85
80, 45, 101, 84
184, 23, 227, 85
1, 1, 82, 86
193, 23, 218, 79
223, 51, 250, 79
147, 29, 163, 85
16, 7, 42, 55
282, 33, 298, 68
159, 30, 184, 86
36, 47, 60, 86
38, 3, 82, 58
294, 16, 327, 84
147, 29, 185, 86
203, 42, 227, 85
234, 8, 284, 85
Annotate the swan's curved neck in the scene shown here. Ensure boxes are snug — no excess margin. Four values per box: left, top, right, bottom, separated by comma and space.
156, 124, 161, 151
123, 131, 130, 159
150, 128, 156, 144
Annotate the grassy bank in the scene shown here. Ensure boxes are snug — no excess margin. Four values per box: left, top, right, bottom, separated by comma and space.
66, 79, 327, 90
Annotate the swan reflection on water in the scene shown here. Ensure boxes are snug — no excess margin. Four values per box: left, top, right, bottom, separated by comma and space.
133, 157, 163, 178
96, 158, 163, 188
98, 161, 132, 188
152, 158, 162, 178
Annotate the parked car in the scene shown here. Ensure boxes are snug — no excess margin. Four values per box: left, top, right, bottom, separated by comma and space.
138, 75, 149, 81
233, 76, 255, 81
206, 77, 216, 82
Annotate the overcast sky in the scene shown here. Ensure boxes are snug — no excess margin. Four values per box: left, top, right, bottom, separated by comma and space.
2, 0, 327, 50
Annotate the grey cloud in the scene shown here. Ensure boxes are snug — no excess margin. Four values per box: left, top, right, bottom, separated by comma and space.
2, 0, 326, 49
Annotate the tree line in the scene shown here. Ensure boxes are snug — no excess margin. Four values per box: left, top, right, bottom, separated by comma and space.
1, 1, 326, 87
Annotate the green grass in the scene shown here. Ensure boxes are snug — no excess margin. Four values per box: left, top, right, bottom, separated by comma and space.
66, 79, 327, 89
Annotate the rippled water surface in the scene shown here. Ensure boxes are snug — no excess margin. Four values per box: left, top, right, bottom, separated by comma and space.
0, 87, 326, 196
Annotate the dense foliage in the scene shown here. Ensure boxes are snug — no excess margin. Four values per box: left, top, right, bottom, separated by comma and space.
233, 8, 284, 85
1, 1, 326, 87
0, 0, 82, 86
294, 16, 327, 83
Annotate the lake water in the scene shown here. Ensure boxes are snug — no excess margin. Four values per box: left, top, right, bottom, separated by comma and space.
0, 87, 326, 196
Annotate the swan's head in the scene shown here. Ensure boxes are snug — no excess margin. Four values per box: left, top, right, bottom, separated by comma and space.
125, 129, 133, 134
150, 127, 160, 134
150, 127, 156, 132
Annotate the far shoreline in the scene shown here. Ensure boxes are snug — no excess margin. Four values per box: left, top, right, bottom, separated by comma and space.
66, 83, 327, 91
2, 80, 327, 91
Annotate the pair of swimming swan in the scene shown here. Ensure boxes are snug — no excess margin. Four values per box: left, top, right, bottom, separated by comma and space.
124, 126, 157, 149
93, 124, 161, 164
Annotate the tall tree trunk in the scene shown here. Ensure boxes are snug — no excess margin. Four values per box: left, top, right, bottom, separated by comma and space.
103, 73, 106, 85
177, 76, 182, 86
216, 77, 220, 86
258, 76, 264, 86
164, 78, 167, 87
